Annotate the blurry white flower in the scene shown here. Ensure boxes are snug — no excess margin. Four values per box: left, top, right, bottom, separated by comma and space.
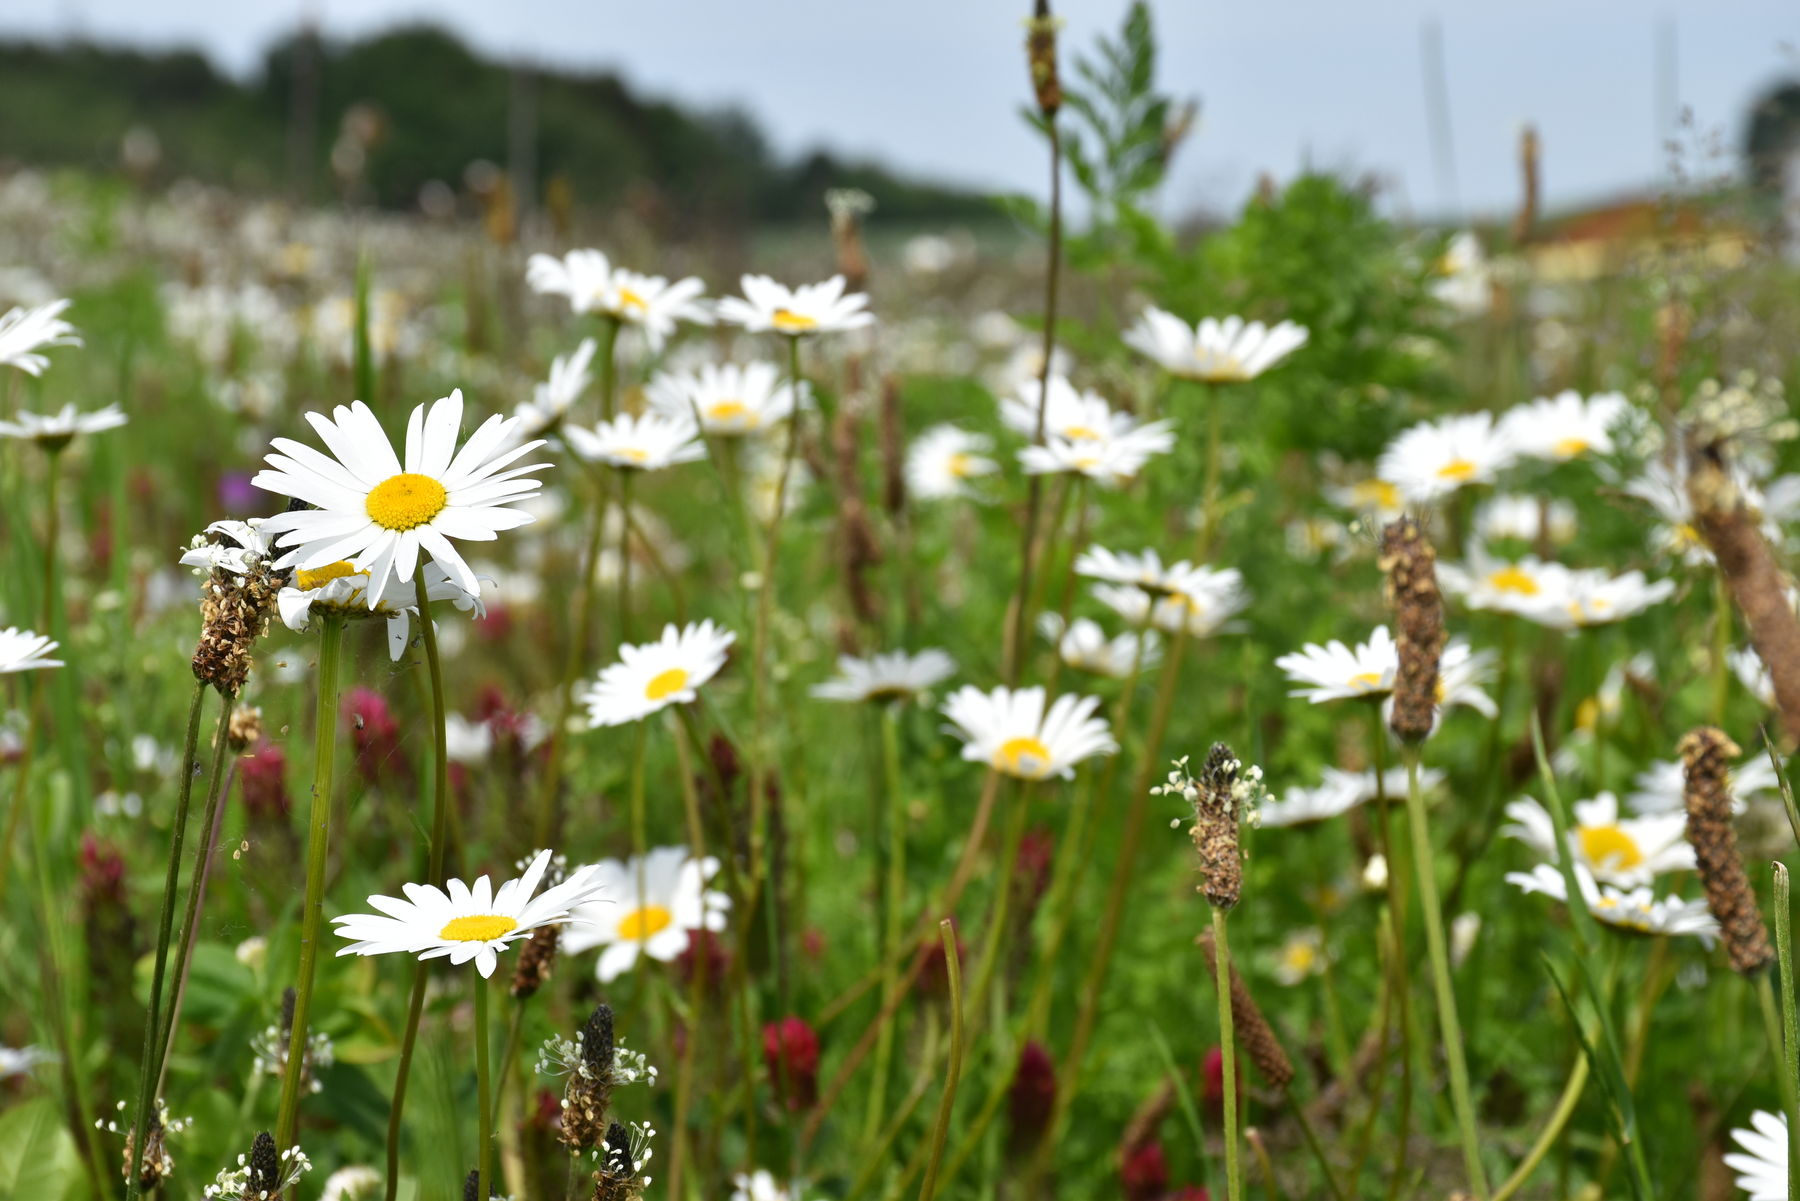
1502, 791, 1694, 887
1271, 928, 1325, 985
646, 361, 807, 436
277, 561, 481, 661
1018, 418, 1174, 487
1725, 1110, 1789, 1201
0, 627, 62, 673
0, 403, 127, 447
0, 298, 80, 375
1473, 494, 1577, 545
1506, 862, 1717, 945
565, 411, 705, 473
1123, 307, 1308, 381
514, 337, 595, 440
1449, 912, 1481, 967
526, 249, 710, 350
1625, 754, 1779, 817
1431, 232, 1491, 316
1378, 412, 1516, 504
0, 1045, 53, 1079
1499, 391, 1628, 463
584, 621, 735, 727
906, 425, 998, 501
1093, 567, 1249, 638
1038, 613, 1159, 679
1001, 375, 1134, 443
716, 274, 872, 336
561, 847, 730, 982
811, 649, 955, 704
940, 685, 1116, 780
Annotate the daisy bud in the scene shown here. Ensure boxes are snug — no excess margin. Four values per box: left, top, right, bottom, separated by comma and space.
1190, 744, 1244, 912
1379, 517, 1445, 745
510, 925, 559, 1000
1006, 1041, 1057, 1155
1686, 442, 1800, 745
1024, 0, 1063, 119
1198, 930, 1295, 1090
1680, 727, 1774, 976
762, 1016, 820, 1111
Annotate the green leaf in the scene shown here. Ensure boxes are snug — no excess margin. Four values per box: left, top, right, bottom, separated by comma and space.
0, 1098, 82, 1201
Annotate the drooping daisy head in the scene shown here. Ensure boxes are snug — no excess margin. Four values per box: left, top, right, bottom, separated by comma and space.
906, 424, 999, 501
1123, 307, 1309, 382
0, 627, 62, 674
1498, 390, 1628, 463
564, 411, 706, 473
939, 684, 1116, 781
276, 560, 482, 661
1038, 613, 1160, 679
0, 298, 80, 375
1725, 1110, 1789, 1201
0, 402, 128, 450
716, 274, 872, 337
1378, 412, 1517, 504
584, 620, 735, 727
253, 391, 548, 607
331, 848, 606, 978
1502, 791, 1694, 888
1505, 862, 1717, 945
645, 361, 808, 436
514, 337, 596, 440
560, 847, 730, 982
1018, 418, 1175, 487
525, 249, 711, 349
810, 649, 956, 705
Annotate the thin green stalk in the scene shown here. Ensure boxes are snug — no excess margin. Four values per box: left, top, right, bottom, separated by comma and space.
1370, 720, 1415, 1201
668, 716, 713, 1201
917, 921, 964, 1201
1287, 1088, 1348, 1201
1402, 749, 1489, 1199
152, 688, 237, 1087
844, 1014, 941, 1201
1711, 570, 1732, 726
863, 704, 908, 1145
1195, 382, 1223, 559
1491, 1054, 1589, 1201
961, 780, 1031, 1038
596, 316, 620, 421
617, 469, 635, 646
276, 613, 346, 1153
1212, 910, 1242, 1201
1775, 861, 1800, 1200
125, 676, 208, 1201
475, 972, 494, 1201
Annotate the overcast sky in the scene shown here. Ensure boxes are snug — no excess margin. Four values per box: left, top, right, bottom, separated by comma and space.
4, 1, 1797, 220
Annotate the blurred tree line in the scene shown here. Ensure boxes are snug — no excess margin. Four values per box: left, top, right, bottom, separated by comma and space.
0, 24, 993, 230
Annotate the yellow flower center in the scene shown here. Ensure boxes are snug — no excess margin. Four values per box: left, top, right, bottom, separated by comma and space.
615, 447, 649, 465
947, 453, 974, 478
617, 904, 674, 941
771, 308, 818, 332
366, 473, 449, 531
1197, 353, 1245, 380
1574, 697, 1600, 732
1486, 565, 1540, 595
617, 287, 648, 312
295, 560, 361, 591
995, 735, 1054, 778
707, 400, 757, 426
1283, 943, 1318, 974
439, 914, 517, 942
1435, 458, 1478, 482
1063, 424, 1101, 441
1672, 522, 1701, 548
1348, 671, 1386, 691
645, 667, 690, 702
1072, 455, 1102, 472
1578, 824, 1644, 871
1354, 480, 1401, 511
1553, 436, 1591, 457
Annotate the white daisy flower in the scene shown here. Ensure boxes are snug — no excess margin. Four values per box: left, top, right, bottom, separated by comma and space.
732, 1170, 808, 1201
1000, 375, 1134, 442
1276, 627, 1398, 703
0, 627, 62, 673
1092, 567, 1250, 638
939, 684, 1116, 780
1018, 420, 1175, 487
1473, 494, 1577, 545
1271, 928, 1325, 986
1522, 565, 1675, 630
1624, 754, 1779, 816
1498, 390, 1629, 463
0, 1044, 53, 1078
1038, 613, 1160, 679
1258, 766, 1435, 828
645, 361, 808, 436
1505, 862, 1717, 945
318, 1165, 382, 1201
716, 274, 872, 336
1323, 476, 1405, 523
1075, 546, 1214, 597
906, 424, 998, 501
525, 249, 710, 350
1438, 548, 1559, 617
252, 391, 549, 606
275, 560, 482, 661
810, 649, 956, 704
0, 402, 127, 447
564, 411, 705, 472
584, 620, 735, 727
1123, 307, 1308, 381
1501, 791, 1694, 888
561, 847, 730, 982
1730, 646, 1776, 708
444, 714, 493, 764
1379, 412, 1517, 504
514, 337, 595, 440
1725, 1110, 1789, 1201
331, 849, 607, 979
1431, 232, 1491, 317
0, 298, 80, 375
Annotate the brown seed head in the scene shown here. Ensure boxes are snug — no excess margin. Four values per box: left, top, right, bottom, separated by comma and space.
1198, 930, 1295, 1089
1025, 0, 1063, 118
1380, 517, 1445, 744
1190, 743, 1244, 911
511, 924, 559, 999
1680, 726, 1773, 975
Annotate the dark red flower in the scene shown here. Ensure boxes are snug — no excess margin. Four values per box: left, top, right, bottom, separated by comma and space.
762, 1016, 819, 1110
1120, 1139, 1168, 1201
238, 742, 290, 820
344, 686, 405, 788
1007, 1040, 1056, 1154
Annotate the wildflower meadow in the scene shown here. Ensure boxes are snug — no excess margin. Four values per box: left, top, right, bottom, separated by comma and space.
5, 5, 1800, 1200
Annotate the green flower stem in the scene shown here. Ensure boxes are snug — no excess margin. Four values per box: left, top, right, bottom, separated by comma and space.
668, 715, 715, 1201
962, 778, 1031, 1035
596, 316, 620, 422
617, 469, 634, 646
276, 612, 346, 1154
1211, 909, 1242, 1201
1775, 862, 1800, 1200
916, 920, 965, 1201
862, 703, 908, 1145
475, 970, 494, 1201
1195, 382, 1223, 559
1402, 749, 1489, 1200
125, 676, 209, 1201
1370, 719, 1415, 1200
